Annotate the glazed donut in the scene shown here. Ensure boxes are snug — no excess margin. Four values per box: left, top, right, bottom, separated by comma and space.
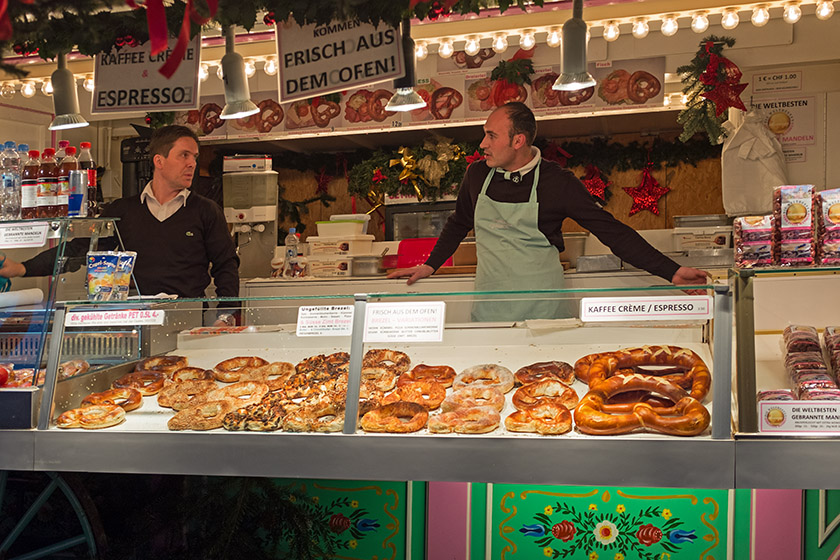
199, 102, 223, 134
137, 355, 188, 374
381, 380, 446, 410
428, 406, 501, 434
81, 388, 142, 412
58, 359, 90, 380
56, 405, 126, 430
170, 367, 215, 383
283, 401, 345, 432
514, 361, 574, 386
368, 89, 393, 122
213, 356, 269, 383
113, 370, 165, 396
312, 100, 340, 127
157, 380, 216, 410
627, 71, 661, 104
256, 98, 283, 132
360, 401, 428, 433
240, 361, 295, 391
453, 364, 514, 394
206, 381, 269, 408
558, 86, 594, 106
505, 399, 572, 435
168, 400, 234, 431
430, 87, 463, 120
573, 373, 710, 436
512, 379, 579, 411
441, 386, 505, 413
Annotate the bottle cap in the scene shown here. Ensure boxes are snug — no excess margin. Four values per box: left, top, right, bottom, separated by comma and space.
58, 140, 69, 148
17, 144, 28, 152
4, 141, 15, 149
65, 146, 76, 156
43, 148, 55, 157
289, 227, 296, 234
80, 142, 91, 149
28, 150, 39, 158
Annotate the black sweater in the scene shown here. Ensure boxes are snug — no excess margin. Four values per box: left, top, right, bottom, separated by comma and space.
426, 159, 680, 282
24, 193, 240, 301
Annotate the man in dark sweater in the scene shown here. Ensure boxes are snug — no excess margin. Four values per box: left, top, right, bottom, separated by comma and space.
0, 126, 240, 324
388, 103, 708, 320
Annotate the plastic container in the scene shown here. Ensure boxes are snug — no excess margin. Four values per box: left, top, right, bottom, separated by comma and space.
307, 234, 375, 256
282, 228, 301, 277
330, 213, 371, 234
316, 220, 366, 237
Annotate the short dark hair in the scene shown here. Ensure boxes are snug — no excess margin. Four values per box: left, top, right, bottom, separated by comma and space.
502, 102, 537, 146
148, 125, 199, 159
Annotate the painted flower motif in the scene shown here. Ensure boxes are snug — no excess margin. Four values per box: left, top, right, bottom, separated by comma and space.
520, 524, 546, 537
355, 518, 379, 532
589, 552, 599, 560
594, 520, 618, 545
349, 539, 358, 549
543, 547, 553, 557
312, 496, 319, 504
637, 524, 663, 546
551, 520, 576, 542
616, 504, 626, 514
329, 513, 351, 534
544, 505, 554, 516
668, 529, 697, 543
351, 500, 359, 508
614, 554, 625, 560
289, 495, 297, 503
588, 504, 598, 511
662, 509, 672, 520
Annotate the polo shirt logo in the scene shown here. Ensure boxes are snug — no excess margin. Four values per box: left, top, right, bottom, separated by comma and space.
186, 231, 194, 237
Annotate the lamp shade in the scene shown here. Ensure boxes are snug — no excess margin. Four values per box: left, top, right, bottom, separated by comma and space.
553, 0, 596, 92
385, 18, 427, 112
49, 53, 88, 130
219, 28, 259, 120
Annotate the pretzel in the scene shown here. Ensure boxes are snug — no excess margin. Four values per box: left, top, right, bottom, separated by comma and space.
428, 406, 500, 434
168, 400, 234, 431
360, 401, 428, 433
505, 398, 572, 435
363, 349, 410, 392
430, 87, 463, 120
137, 355, 187, 374
627, 71, 661, 103
441, 386, 505, 413
240, 361, 295, 391
368, 89, 393, 121
558, 86, 594, 106
58, 359, 90, 380
56, 405, 126, 430
453, 364, 514, 393
453, 48, 495, 68
199, 102, 223, 134
574, 374, 710, 436
113, 370, 165, 396
283, 401, 344, 432
157, 379, 216, 410
381, 380, 446, 410
312, 100, 340, 127
213, 356, 269, 383
398, 364, 456, 388
256, 99, 284, 132
170, 367, 215, 383
512, 379, 578, 411
206, 381, 269, 408
514, 361, 574, 386
81, 388, 142, 412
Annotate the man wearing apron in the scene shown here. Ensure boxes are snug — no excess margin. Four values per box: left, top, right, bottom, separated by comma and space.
388, 103, 709, 322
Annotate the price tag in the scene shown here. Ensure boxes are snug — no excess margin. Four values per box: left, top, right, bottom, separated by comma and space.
67, 309, 165, 327
760, 401, 840, 434
752, 70, 802, 93
296, 305, 354, 337
364, 301, 446, 342
580, 296, 713, 322
0, 222, 49, 248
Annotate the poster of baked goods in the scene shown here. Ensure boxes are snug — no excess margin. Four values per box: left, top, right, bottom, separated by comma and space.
174, 95, 226, 138
464, 73, 528, 118
592, 57, 665, 108
409, 77, 465, 122
342, 87, 400, 127
284, 94, 341, 130
530, 66, 595, 112
436, 48, 498, 74
226, 98, 285, 138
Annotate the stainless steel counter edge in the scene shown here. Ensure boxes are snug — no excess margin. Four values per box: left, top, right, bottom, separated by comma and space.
736, 438, 840, 489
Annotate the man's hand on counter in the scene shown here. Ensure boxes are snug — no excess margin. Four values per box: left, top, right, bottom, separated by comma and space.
0, 257, 25, 279
671, 266, 711, 295
386, 264, 435, 285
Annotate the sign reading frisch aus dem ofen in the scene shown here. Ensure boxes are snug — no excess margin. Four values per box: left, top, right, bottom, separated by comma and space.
92, 36, 201, 113
276, 18, 404, 103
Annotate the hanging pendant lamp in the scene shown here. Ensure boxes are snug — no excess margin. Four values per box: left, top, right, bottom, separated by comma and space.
552, 0, 596, 92
219, 26, 259, 120
385, 18, 427, 112
49, 52, 89, 130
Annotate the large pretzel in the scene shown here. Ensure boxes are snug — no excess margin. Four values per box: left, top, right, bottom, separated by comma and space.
574, 374, 710, 436
627, 71, 661, 103
369, 89, 393, 122
256, 99, 284, 132
312, 100, 340, 128
199, 102, 223, 134
558, 86, 594, 106
430, 87, 463, 120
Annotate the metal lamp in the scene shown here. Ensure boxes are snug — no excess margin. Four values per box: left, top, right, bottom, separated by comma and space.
552, 0, 596, 92
219, 26, 259, 120
49, 52, 89, 130
385, 19, 427, 112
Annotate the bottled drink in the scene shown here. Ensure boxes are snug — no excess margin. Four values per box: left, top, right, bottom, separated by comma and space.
17, 144, 29, 162
21, 150, 39, 219
55, 140, 69, 164
56, 146, 77, 217
0, 141, 21, 220
37, 148, 59, 218
282, 227, 299, 277
78, 141, 98, 217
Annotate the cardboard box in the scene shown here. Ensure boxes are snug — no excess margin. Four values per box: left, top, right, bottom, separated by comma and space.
223, 155, 272, 172
452, 242, 477, 266
307, 256, 353, 277
307, 235, 375, 256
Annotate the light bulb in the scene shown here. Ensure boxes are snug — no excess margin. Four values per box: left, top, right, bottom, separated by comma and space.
198, 63, 209, 82
415, 41, 428, 60
464, 36, 481, 56
20, 82, 35, 98
664, 95, 671, 107
783, 2, 802, 23
816, 0, 834, 20
721, 9, 740, 29
0, 83, 14, 99
603, 21, 620, 42
632, 19, 649, 38
520, 30, 536, 50
546, 27, 562, 47
41, 80, 53, 96
691, 12, 710, 33
216, 64, 224, 80
661, 15, 679, 36
492, 33, 508, 54
263, 56, 278, 76
438, 39, 454, 59
752, 5, 770, 26
681, 94, 689, 105
83, 75, 95, 92
244, 59, 256, 78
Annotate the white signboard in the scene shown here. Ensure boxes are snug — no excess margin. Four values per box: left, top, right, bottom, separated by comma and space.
92, 36, 201, 113
753, 96, 816, 146
0, 222, 48, 248
277, 18, 403, 103
296, 305, 354, 337
363, 301, 446, 343
580, 296, 713, 322
752, 70, 802, 94
760, 401, 840, 434
67, 309, 165, 327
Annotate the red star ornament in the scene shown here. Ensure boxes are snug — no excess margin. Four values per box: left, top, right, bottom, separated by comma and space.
623, 168, 670, 216
701, 81, 748, 117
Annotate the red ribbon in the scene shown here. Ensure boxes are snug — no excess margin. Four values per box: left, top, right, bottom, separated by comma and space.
159, 0, 218, 79
465, 150, 485, 164
409, 0, 459, 11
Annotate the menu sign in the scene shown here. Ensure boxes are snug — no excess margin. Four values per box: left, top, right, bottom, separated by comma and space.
760, 400, 840, 434
0, 222, 48, 248
580, 296, 713, 322
363, 302, 446, 342
296, 305, 355, 337
67, 309, 165, 327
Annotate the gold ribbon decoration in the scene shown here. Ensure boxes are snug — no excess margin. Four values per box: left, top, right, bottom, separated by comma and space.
390, 147, 427, 201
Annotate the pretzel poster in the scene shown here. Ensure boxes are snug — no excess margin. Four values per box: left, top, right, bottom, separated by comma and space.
592, 57, 665, 109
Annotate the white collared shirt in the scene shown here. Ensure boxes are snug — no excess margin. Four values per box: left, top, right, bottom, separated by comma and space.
140, 182, 190, 222
513, 146, 542, 175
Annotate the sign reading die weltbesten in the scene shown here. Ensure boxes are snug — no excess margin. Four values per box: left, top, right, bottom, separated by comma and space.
580, 296, 713, 322
364, 302, 446, 343
92, 36, 200, 113
0, 222, 48, 248
760, 401, 840, 434
277, 18, 403, 103
67, 309, 165, 327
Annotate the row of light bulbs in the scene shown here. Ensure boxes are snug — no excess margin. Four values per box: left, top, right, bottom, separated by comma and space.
414, 0, 836, 58
198, 56, 279, 81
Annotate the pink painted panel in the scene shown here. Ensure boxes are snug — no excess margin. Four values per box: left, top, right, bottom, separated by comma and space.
427, 481, 470, 560
753, 489, 802, 560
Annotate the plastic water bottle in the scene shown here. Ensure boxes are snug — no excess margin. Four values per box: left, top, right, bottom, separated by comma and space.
0, 141, 21, 220
282, 227, 299, 277
17, 144, 29, 162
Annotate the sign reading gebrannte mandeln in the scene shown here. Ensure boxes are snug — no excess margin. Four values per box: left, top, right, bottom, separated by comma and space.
276, 18, 404, 103
92, 36, 201, 113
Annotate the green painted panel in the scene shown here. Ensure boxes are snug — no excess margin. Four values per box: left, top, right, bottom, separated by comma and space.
805, 489, 840, 560
472, 483, 489, 560
488, 485, 730, 560
732, 489, 752, 560
410, 481, 427, 560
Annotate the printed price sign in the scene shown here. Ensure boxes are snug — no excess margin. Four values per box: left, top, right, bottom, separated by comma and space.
760, 401, 840, 434
67, 309, 165, 327
363, 302, 446, 343
0, 222, 49, 248
580, 296, 713, 322
752, 70, 802, 94
296, 305, 354, 337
